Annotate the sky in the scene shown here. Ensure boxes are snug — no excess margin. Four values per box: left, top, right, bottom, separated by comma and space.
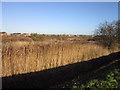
2, 2, 118, 35
0, 2, 2, 30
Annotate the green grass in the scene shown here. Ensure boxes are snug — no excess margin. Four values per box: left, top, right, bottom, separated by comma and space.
71, 68, 120, 89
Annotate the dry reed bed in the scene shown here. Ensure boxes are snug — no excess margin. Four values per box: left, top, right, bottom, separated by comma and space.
2, 41, 116, 77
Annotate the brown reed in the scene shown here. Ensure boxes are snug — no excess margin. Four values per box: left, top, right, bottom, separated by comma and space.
2, 41, 119, 77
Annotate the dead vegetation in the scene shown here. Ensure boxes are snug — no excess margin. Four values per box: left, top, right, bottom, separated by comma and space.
1, 35, 120, 77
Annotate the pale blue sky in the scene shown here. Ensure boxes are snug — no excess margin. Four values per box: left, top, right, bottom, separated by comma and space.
0, 2, 2, 30
2, 2, 118, 35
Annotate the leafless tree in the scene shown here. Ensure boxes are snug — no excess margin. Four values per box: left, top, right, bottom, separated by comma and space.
94, 20, 120, 49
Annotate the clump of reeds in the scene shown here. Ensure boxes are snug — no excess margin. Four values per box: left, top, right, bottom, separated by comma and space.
2, 41, 119, 77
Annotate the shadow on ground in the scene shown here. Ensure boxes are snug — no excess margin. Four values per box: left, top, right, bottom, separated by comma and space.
2, 51, 120, 88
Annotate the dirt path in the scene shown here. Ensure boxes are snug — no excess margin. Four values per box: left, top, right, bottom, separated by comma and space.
52, 59, 120, 88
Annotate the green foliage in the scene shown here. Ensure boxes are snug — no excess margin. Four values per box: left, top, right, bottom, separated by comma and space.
31, 33, 38, 37
30, 33, 47, 41
30, 33, 68, 41
71, 69, 120, 89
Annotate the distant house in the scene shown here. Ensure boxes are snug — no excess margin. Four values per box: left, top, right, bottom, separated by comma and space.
68, 35, 72, 37
91, 35, 95, 38
22, 33, 31, 37
0, 32, 7, 36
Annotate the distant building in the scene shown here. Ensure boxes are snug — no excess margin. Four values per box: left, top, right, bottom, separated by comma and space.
22, 33, 31, 37
68, 35, 72, 37
0, 32, 7, 36
91, 35, 95, 38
